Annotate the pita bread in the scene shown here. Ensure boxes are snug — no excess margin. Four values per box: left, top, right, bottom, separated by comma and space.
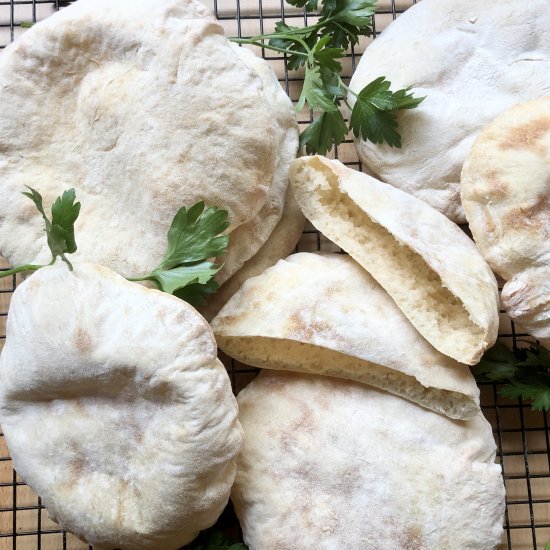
212, 252, 480, 419
0, 263, 244, 549
289, 156, 498, 365
348, 0, 550, 223
501, 268, 550, 348
461, 97, 550, 345
0, 0, 297, 281
203, 185, 305, 320
233, 370, 505, 550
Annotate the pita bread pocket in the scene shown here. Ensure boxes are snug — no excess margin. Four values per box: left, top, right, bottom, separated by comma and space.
211, 252, 480, 420
348, 0, 550, 223
0, 0, 298, 282
202, 185, 305, 321
289, 155, 499, 365
0, 263, 244, 549
233, 370, 505, 550
461, 96, 550, 345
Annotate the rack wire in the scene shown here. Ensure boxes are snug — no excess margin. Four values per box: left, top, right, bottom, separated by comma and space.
0, 0, 549, 548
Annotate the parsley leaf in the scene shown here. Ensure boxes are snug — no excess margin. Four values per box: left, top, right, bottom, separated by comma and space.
175, 279, 220, 308
129, 202, 230, 306
299, 110, 348, 155
472, 342, 550, 412
286, 0, 319, 12
297, 66, 340, 112
159, 202, 229, 270
22, 186, 81, 270
349, 77, 425, 147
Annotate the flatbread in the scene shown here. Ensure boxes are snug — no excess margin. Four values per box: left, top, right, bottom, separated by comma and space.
501, 268, 550, 348
211, 253, 481, 420
0, 0, 297, 280
203, 185, 305, 320
289, 156, 499, 365
0, 262, 244, 549
461, 97, 550, 345
348, 0, 550, 223
233, 370, 505, 550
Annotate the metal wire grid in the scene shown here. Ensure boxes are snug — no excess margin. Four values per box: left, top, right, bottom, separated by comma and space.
0, 0, 549, 549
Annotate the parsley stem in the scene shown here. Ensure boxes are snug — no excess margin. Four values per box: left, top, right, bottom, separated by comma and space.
230, 37, 310, 57
0, 264, 43, 278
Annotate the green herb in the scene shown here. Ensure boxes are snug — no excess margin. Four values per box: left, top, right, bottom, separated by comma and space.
20, 21, 35, 28
545, 540, 550, 550
1, 190, 229, 307
472, 342, 550, 412
128, 202, 229, 306
230, 0, 424, 155
0, 186, 81, 277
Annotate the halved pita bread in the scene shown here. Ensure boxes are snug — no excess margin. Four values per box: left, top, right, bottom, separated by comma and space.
0, 0, 297, 281
348, 0, 550, 223
211, 253, 480, 419
0, 263, 243, 549
289, 156, 499, 365
233, 370, 505, 550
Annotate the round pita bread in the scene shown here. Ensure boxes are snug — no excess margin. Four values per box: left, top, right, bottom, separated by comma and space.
212, 253, 481, 420
0, 0, 297, 280
461, 97, 550, 345
289, 156, 499, 365
233, 370, 505, 550
348, 0, 550, 223
0, 263, 243, 549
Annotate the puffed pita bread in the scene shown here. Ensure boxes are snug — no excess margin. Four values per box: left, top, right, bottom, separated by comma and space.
0, 0, 298, 281
212, 253, 480, 419
203, 185, 305, 320
501, 268, 550, 348
0, 263, 244, 550
348, 0, 550, 223
289, 156, 499, 365
461, 97, 550, 346
233, 370, 505, 550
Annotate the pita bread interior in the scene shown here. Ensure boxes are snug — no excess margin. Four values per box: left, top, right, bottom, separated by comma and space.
0, 263, 244, 549
211, 252, 480, 420
233, 370, 505, 550
461, 97, 550, 346
348, 0, 550, 223
202, 185, 305, 321
289, 155, 499, 365
0, 0, 298, 281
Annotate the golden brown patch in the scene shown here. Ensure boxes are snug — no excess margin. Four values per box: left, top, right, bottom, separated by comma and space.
503, 194, 550, 233
499, 116, 550, 152
74, 327, 92, 354
288, 312, 332, 341
483, 169, 509, 198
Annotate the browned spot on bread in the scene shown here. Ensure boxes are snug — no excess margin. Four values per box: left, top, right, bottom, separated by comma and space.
483, 169, 509, 199
499, 116, 550, 151
70, 454, 86, 477
288, 312, 332, 341
503, 194, 550, 233
74, 327, 92, 354
398, 524, 425, 550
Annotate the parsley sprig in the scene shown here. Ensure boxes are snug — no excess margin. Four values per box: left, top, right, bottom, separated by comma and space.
230, 0, 424, 155
0, 186, 81, 277
128, 202, 230, 306
472, 342, 550, 412
1, 189, 229, 307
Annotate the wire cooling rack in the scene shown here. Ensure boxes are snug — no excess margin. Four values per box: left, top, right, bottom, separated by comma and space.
0, 1, 549, 549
